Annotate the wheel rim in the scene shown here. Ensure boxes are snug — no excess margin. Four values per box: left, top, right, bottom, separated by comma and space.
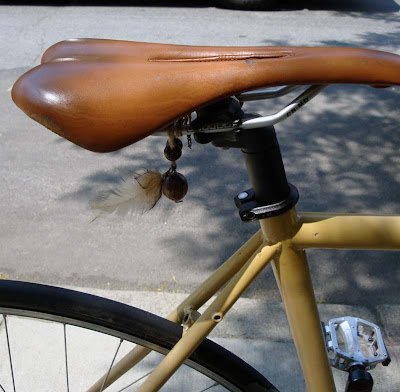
0, 309, 237, 392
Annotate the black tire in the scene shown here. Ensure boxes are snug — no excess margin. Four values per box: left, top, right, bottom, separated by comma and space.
216, 0, 278, 10
0, 280, 279, 391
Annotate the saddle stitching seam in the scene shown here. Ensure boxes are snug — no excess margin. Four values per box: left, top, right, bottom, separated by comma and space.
147, 51, 293, 63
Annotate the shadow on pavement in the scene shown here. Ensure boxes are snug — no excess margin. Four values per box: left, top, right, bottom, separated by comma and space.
321, 31, 400, 51
59, 81, 400, 307
8, 29, 398, 310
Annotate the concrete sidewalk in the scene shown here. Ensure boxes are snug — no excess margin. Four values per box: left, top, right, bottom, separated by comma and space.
1, 287, 399, 391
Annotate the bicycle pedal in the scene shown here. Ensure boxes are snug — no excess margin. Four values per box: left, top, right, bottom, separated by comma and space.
323, 316, 391, 372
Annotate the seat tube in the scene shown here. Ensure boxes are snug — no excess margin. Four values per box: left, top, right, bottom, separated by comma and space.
238, 124, 335, 390
260, 210, 336, 392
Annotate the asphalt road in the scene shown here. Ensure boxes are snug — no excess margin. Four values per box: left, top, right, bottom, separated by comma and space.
1, 0, 400, 308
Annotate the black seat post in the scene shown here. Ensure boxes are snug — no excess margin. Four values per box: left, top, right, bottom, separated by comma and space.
193, 99, 298, 221
238, 126, 290, 206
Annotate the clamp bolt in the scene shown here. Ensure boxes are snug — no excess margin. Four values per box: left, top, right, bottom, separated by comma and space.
237, 191, 249, 200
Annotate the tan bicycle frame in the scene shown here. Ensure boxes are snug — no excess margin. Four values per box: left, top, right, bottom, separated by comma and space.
88, 210, 400, 392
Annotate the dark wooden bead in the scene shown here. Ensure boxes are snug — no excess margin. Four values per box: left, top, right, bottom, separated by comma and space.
162, 171, 188, 202
164, 138, 183, 161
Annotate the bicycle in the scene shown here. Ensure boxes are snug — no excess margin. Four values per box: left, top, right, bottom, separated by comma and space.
2, 39, 400, 391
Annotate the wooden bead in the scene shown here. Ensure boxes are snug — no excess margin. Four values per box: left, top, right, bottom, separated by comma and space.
162, 171, 188, 202
164, 138, 183, 161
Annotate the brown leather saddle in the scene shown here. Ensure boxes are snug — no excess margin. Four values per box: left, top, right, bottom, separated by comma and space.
12, 39, 400, 153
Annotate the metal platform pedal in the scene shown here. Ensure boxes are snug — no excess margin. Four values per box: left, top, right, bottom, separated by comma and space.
323, 316, 391, 392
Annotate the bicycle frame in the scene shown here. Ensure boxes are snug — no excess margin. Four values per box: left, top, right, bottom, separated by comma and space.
87, 211, 400, 392
87, 92, 400, 392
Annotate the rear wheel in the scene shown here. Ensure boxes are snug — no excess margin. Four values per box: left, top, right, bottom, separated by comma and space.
0, 280, 279, 391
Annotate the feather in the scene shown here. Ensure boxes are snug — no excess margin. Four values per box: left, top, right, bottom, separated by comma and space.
91, 169, 163, 220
